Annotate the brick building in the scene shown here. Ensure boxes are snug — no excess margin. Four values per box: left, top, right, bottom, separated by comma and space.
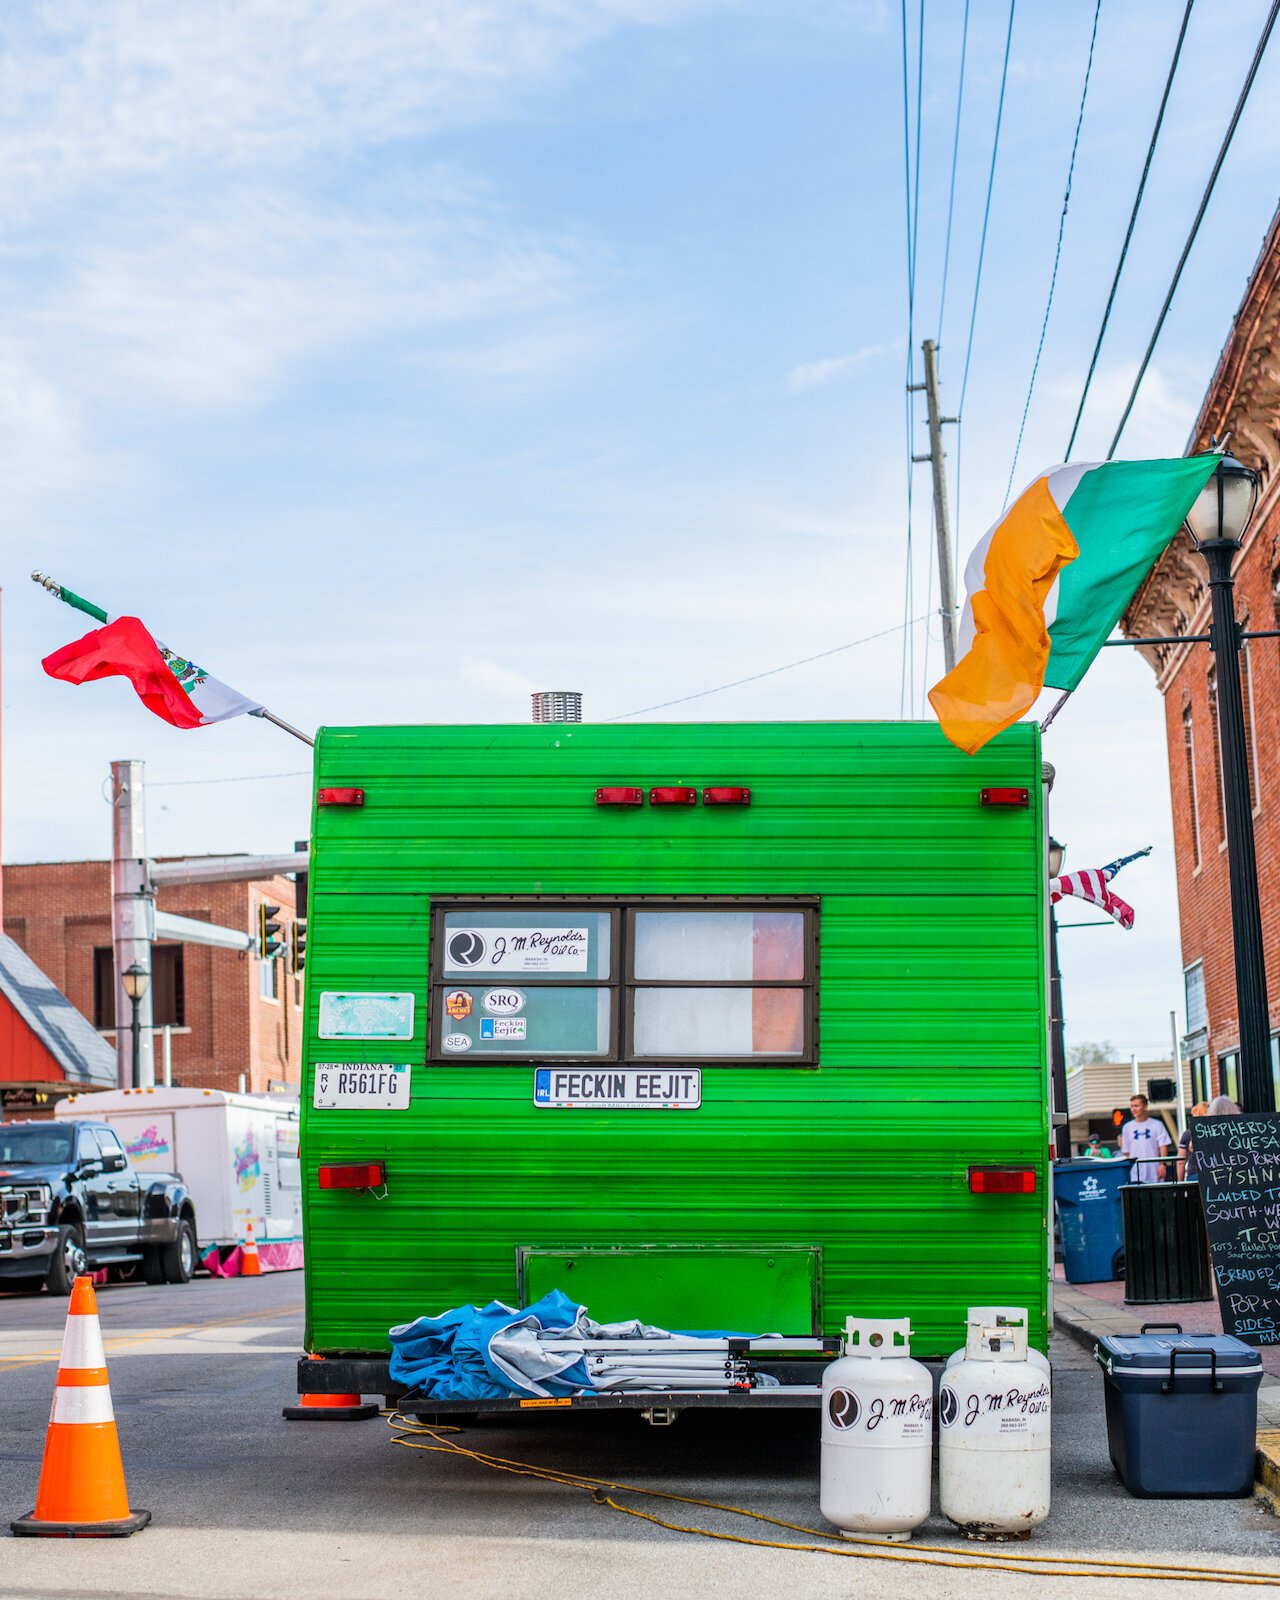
1122, 202, 1280, 1106
3, 860, 303, 1096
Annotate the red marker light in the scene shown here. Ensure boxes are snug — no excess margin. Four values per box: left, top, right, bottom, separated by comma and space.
980, 787, 1029, 808
318, 1161, 386, 1190
317, 788, 365, 808
702, 787, 751, 806
649, 787, 697, 806
968, 1166, 1037, 1195
595, 787, 644, 806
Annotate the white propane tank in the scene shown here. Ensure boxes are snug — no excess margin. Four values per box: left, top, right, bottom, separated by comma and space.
944, 1307, 1051, 1381
939, 1322, 1051, 1539
820, 1317, 933, 1542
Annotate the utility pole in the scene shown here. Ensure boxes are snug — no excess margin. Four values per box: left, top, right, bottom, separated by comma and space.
910, 338, 959, 672
110, 759, 154, 1090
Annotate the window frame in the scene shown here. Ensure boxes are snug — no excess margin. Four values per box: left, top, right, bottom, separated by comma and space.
428, 895, 820, 1067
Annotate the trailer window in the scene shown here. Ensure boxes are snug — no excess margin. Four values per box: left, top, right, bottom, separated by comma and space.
429, 900, 815, 1064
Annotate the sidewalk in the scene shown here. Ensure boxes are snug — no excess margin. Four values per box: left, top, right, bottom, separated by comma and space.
1052, 1268, 1280, 1510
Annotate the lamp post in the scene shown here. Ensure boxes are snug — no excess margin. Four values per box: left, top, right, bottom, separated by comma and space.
1048, 836, 1070, 1157
122, 963, 150, 1092
1185, 453, 1274, 1112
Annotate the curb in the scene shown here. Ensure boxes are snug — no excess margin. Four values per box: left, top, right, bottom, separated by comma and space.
1054, 1290, 1279, 1512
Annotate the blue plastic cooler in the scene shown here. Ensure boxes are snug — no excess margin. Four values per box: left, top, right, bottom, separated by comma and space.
1095, 1326, 1262, 1497
1053, 1158, 1127, 1283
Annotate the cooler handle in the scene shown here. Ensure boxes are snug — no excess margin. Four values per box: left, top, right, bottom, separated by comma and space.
1161, 1347, 1223, 1394
1140, 1322, 1183, 1334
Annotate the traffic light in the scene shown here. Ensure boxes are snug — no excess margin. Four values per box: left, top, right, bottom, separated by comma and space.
257, 903, 283, 960
1112, 1107, 1127, 1128
290, 919, 306, 974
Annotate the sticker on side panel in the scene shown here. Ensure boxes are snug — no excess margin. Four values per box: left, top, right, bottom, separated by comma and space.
483, 989, 525, 1015
318, 992, 416, 1040
480, 1018, 526, 1041
533, 1068, 701, 1109
444, 990, 474, 1020
442, 1033, 473, 1053
314, 1063, 411, 1110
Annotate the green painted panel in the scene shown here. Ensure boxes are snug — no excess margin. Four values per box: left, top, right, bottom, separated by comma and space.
300, 721, 1050, 1361
520, 1247, 819, 1332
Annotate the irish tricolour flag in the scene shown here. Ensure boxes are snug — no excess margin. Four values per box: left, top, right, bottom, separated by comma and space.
928, 454, 1220, 754
43, 612, 262, 730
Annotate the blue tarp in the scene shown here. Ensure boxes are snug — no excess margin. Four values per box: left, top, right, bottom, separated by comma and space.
388, 1289, 592, 1400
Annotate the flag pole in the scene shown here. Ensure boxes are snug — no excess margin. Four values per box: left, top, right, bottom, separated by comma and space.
31, 570, 314, 748
1040, 690, 1071, 731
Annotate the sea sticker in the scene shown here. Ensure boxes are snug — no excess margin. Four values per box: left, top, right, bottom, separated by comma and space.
318, 992, 415, 1040
442, 1033, 473, 1053
444, 926, 589, 975
480, 1018, 527, 1041
444, 990, 474, 1020
483, 990, 525, 1016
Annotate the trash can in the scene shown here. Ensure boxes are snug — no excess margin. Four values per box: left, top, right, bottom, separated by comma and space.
1053, 1159, 1127, 1283
1094, 1326, 1262, 1496
1121, 1182, 1212, 1304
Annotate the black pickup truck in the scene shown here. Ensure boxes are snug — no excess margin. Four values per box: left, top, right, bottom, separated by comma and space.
0, 1119, 197, 1292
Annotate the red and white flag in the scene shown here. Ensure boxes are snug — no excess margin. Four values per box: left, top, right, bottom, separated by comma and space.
1050, 868, 1135, 931
43, 615, 261, 730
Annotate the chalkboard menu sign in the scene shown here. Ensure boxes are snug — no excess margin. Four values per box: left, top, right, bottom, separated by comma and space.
1193, 1112, 1280, 1346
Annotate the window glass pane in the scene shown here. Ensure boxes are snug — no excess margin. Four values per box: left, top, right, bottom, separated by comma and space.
441, 910, 611, 980
437, 987, 612, 1057
632, 911, 805, 981
632, 987, 804, 1057
1184, 962, 1206, 1035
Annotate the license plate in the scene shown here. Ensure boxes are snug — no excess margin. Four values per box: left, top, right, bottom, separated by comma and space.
533, 1068, 701, 1109
313, 1063, 412, 1110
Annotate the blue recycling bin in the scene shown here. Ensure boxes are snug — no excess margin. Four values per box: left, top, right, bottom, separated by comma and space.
1053, 1158, 1128, 1283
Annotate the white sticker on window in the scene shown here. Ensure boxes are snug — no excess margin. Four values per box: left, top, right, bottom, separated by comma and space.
444, 927, 589, 974
441, 1033, 473, 1053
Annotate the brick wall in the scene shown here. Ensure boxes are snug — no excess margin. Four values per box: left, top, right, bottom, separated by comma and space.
1162, 497, 1280, 1087
3, 861, 302, 1093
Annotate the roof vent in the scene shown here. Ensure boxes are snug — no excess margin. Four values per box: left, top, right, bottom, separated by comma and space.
531, 691, 582, 724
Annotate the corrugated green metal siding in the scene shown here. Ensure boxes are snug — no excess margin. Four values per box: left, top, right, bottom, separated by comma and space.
301, 721, 1048, 1359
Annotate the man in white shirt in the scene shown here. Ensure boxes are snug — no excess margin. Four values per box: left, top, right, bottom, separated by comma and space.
1120, 1094, 1170, 1183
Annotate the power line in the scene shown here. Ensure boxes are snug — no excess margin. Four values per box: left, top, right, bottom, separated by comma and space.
149, 770, 310, 788
605, 616, 932, 722
899, 0, 925, 715
1063, 0, 1195, 458
1107, 0, 1280, 459
1004, 0, 1103, 508
952, 0, 1016, 572
936, 0, 971, 339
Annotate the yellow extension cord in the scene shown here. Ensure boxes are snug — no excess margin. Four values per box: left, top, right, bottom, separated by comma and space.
385, 1412, 1279, 1586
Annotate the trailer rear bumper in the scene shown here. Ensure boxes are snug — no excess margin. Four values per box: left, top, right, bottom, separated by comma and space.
297, 1356, 827, 1411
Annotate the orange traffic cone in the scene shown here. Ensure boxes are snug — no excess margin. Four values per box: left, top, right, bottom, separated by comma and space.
239, 1221, 262, 1277
282, 1354, 379, 1421
11, 1276, 149, 1537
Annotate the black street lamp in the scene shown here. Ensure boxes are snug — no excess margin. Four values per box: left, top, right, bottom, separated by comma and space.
122, 962, 150, 1091
1184, 453, 1274, 1112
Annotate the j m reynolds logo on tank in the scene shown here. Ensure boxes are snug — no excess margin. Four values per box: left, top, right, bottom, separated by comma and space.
826, 1387, 931, 1439
938, 1381, 1049, 1435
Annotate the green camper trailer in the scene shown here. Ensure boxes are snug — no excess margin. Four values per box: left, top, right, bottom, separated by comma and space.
294, 719, 1051, 1411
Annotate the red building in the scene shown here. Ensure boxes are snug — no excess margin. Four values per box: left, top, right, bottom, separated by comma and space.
3, 860, 303, 1100
1122, 203, 1280, 1105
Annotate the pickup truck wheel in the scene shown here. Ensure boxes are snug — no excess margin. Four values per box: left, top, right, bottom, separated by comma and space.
46, 1224, 87, 1295
162, 1220, 196, 1284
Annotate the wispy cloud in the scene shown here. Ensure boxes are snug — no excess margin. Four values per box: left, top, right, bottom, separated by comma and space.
787, 342, 891, 392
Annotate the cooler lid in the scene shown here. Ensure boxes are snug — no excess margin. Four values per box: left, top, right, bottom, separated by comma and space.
1096, 1331, 1262, 1370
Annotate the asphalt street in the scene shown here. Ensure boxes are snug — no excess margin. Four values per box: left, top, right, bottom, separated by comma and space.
1, 1273, 1277, 1600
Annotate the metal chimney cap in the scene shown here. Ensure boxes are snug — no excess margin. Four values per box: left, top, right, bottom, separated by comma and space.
531, 691, 583, 724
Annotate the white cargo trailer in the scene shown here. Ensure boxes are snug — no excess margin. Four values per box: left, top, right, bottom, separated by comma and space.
57, 1086, 302, 1270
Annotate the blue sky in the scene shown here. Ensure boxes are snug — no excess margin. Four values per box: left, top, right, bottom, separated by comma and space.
5, 0, 1280, 1055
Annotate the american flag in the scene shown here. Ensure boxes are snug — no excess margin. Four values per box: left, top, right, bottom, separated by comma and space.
1050, 868, 1135, 930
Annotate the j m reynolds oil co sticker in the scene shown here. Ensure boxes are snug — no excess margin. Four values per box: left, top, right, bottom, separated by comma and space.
313, 1063, 411, 1111
444, 927, 589, 975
